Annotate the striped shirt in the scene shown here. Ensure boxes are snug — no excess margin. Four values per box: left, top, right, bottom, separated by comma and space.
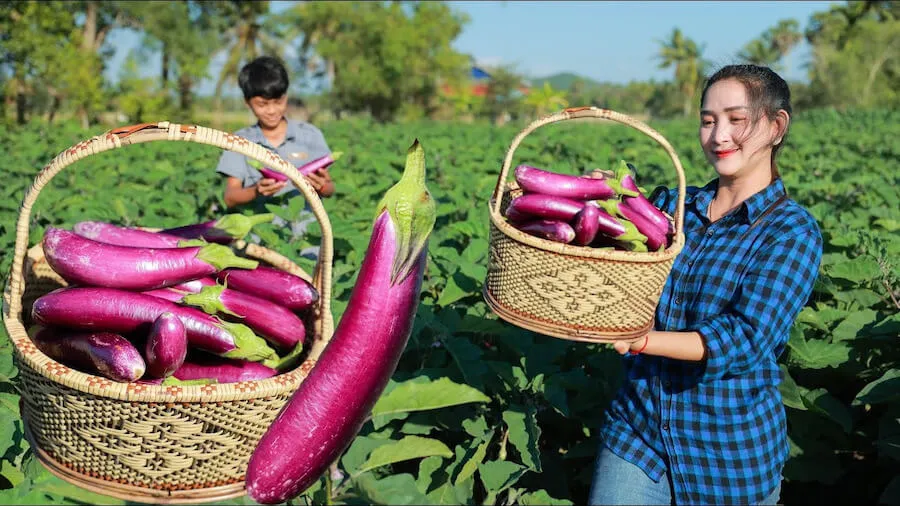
599, 177, 823, 505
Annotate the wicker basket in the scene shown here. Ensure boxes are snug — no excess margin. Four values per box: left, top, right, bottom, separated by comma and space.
483, 107, 687, 343
1, 122, 336, 504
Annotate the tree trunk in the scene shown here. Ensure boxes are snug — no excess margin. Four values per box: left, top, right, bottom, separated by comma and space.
83, 1, 98, 52
162, 43, 170, 87
46, 90, 62, 124
861, 49, 892, 106
179, 75, 193, 113
16, 91, 27, 125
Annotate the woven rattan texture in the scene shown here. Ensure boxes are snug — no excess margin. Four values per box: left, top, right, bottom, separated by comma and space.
486, 190, 675, 340
19, 363, 297, 490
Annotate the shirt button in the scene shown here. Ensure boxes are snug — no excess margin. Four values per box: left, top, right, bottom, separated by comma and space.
662, 423, 670, 431
664, 380, 672, 388
706, 229, 714, 237
674, 297, 682, 305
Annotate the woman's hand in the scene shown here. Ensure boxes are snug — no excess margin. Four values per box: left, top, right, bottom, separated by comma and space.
613, 334, 649, 355
256, 178, 286, 197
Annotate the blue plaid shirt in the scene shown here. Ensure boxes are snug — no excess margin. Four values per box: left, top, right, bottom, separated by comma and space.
599, 177, 823, 505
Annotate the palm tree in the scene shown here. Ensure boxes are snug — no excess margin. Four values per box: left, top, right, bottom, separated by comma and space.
209, 1, 286, 111
765, 19, 802, 73
738, 39, 781, 68
656, 28, 706, 117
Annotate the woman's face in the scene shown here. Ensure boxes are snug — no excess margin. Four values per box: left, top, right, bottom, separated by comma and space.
247, 95, 288, 129
699, 79, 783, 180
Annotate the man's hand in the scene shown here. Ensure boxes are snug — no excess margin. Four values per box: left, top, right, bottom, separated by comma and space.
256, 178, 286, 197
305, 168, 335, 197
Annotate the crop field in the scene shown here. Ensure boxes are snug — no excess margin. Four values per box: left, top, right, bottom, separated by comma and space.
0, 109, 898, 505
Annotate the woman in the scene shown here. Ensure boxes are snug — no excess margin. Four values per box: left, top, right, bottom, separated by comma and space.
588, 64, 823, 505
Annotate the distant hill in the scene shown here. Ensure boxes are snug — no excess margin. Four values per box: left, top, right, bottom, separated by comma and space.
529, 72, 603, 90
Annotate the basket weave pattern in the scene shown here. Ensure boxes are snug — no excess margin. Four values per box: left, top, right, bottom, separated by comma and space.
2, 122, 335, 503
484, 107, 686, 343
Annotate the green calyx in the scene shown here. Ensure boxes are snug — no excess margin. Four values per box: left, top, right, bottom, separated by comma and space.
594, 199, 648, 248
375, 139, 436, 286
612, 160, 641, 198
330, 151, 344, 161
182, 285, 241, 318
213, 213, 275, 240
218, 321, 278, 362
196, 243, 258, 271
261, 341, 305, 372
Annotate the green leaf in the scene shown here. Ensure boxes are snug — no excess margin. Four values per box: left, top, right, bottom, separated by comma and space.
518, 489, 575, 505
341, 436, 392, 476
801, 388, 853, 433
787, 332, 850, 369
827, 257, 882, 283
354, 472, 432, 505
853, 368, 900, 406
454, 431, 493, 486
356, 436, 453, 476
436, 271, 477, 307
503, 405, 542, 472
416, 455, 443, 495
779, 365, 808, 411
831, 309, 878, 341
0, 352, 16, 382
478, 460, 527, 493
371, 377, 491, 417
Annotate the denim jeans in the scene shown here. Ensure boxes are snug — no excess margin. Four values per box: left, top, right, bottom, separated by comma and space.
588, 446, 782, 505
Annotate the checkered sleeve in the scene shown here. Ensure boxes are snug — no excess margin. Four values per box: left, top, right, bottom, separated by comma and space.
693, 226, 823, 380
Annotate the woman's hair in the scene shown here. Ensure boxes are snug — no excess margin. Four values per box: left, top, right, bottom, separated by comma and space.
699, 64, 792, 177
238, 56, 290, 101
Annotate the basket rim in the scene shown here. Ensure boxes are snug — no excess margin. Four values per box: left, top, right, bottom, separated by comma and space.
488, 106, 688, 251
3, 120, 337, 403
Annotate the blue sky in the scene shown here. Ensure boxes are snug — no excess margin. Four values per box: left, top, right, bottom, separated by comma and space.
104, 0, 839, 96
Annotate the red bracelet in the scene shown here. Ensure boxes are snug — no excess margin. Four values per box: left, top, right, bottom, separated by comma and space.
629, 334, 649, 355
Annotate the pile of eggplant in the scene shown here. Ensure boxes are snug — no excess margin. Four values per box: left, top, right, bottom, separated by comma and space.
505, 160, 674, 251
28, 213, 317, 386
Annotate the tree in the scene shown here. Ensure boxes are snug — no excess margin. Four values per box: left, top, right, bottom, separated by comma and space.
0, 1, 106, 125
209, 1, 286, 112
524, 82, 568, 117
285, 1, 470, 122
739, 19, 801, 72
656, 28, 707, 117
481, 64, 526, 125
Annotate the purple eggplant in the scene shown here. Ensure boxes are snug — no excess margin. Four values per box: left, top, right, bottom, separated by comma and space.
182, 285, 305, 351
251, 152, 344, 182
573, 205, 601, 246
505, 193, 587, 222
216, 266, 318, 312
42, 227, 258, 291
162, 213, 275, 244
514, 165, 637, 200
513, 219, 576, 244
171, 354, 278, 383
595, 200, 664, 252
617, 161, 675, 236
73, 221, 195, 248
31, 326, 145, 382
145, 312, 188, 378
31, 287, 277, 362
246, 139, 435, 504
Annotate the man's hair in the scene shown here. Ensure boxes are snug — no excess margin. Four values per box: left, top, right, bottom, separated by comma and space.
238, 56, 289, 101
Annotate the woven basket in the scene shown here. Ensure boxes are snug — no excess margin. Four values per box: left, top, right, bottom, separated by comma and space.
1, 122, 337, 504
483, 107, 687, 343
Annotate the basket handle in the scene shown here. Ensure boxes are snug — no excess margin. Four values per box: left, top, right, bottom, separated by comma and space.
490, 106, 686, 236
5, 121, 334, 340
